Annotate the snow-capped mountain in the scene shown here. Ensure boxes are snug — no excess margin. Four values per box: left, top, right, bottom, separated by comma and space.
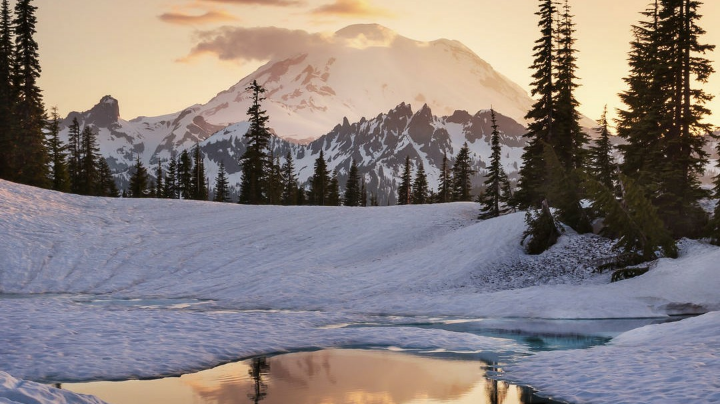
61, 96, 225, 182
61, 95, 527, 201
196, 24, 536, 143
61, 23, 538, 149
200, 102, 527, 204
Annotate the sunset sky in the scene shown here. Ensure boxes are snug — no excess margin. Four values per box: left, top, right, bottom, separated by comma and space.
35, 0, 720, 127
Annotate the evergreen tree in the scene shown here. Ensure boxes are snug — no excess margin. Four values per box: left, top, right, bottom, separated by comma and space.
397, 155, 412, 205
164, 156, 178, 199
266, 155, 283, 205
343, 159, 361, 206
177, 149, 192, 199
617, 0, 714, 238
67, 117, 81, 193
617, 1, 666, 183
515, 0, 557, 208
587, 106, 617, 191
584, 173, 677, 260
452, 142, 475, 202
154, 160, 164, 199
554, 0, 587, 171
310, 150, 330, 205
190, 143, 207, 200
11, 0, 47, 187
280, 151, 298, 206
653, 0, 714, 237
239, 80, 271, 204
44, 107, 69, 192
544, 142, 591, 233
328, 170, 340, 206
78, 126, 99, 195
0, 0, 13, 180
479, 108, 511, 219
411, 160, 429, 204
128, 154, 149, 198
97, 158, 118, 197
708, 137, 720, 245
437, 153, 452, 203
213, 161, 230, 202
522, 199, 561, 255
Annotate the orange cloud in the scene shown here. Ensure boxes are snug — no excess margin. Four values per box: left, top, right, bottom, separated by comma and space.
180, 26, 333, 63
199, 0, 305, 6
159, 10, 238, 25
311, 0, 393, 18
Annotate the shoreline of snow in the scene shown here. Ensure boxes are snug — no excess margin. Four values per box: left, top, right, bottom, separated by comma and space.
504, 311, 720, 404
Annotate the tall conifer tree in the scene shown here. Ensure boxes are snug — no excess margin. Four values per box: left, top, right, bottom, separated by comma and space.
617, 0, 714, 237
437, 153, 452, 203
452, 143, 475, 202
344, 159, 361, 206
411, 160, 429, 204
128, 154, 149, 198
0, 0, 13, 180
78, 126, 99, 195
67, 117, 81, 193
328, 170, 341, 206
213, 161, 230, 202
239, 80, 271, 204
190, 143, 207, 200
515, 0, 557, 208
12, 0, 47, 187
45, 107, 69, 192
587, 106, 617, 191
479, 108, 511, 219
164, 156, 178, 199
280, 151, 298, 206
154, 160, 164, 198
310, 150, 330, 205
97, 158, 118, 197
554, 0, 587, 171
397, 155, 412, 205
177, 149, 192, 199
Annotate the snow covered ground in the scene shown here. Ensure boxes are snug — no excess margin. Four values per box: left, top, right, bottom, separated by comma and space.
1, 179, 719, 403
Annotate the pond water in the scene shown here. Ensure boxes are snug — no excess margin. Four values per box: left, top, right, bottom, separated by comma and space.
62, 349, 563, 404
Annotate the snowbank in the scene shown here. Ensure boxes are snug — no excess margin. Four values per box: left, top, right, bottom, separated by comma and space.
506, 311, 720, 404
2, 180, 720, 403
0, 371, 107, 404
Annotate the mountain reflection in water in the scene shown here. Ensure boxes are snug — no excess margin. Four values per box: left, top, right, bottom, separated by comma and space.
63, 349, 559, 404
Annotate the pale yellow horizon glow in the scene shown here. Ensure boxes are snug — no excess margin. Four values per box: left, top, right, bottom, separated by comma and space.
35, 0, 720, 129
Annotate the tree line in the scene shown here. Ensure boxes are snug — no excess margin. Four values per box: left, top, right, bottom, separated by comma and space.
0, 0, 50, 187
508, 0, 720, 259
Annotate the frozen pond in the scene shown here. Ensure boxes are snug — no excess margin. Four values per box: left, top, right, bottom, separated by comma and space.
62, 349, 565, 404
0, 293, 691, 404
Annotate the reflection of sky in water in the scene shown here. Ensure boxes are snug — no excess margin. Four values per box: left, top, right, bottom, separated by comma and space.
64, 349, 558, 404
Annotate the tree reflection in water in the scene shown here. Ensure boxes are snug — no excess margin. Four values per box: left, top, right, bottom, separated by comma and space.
247, 357, 270, 404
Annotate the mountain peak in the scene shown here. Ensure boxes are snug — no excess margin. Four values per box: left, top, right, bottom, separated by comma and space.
335, 24, 395, 39
334, 24, 399, 47
86, 95, 120, 127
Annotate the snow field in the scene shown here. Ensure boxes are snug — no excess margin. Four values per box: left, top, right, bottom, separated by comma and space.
2, 179, 720, 404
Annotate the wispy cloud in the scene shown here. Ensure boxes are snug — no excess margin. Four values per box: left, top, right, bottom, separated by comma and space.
159, 10, 239, 25
179, 26, 333, 63
310, 0, 393, 18
199, 0, 305, 6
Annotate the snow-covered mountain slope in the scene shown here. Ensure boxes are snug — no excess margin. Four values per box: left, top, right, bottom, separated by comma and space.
200, 102, 528, 203
59, 96, 225, 185
58, 25, 543, 178
2, 180, 720, 404
198, 24, 537, 143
